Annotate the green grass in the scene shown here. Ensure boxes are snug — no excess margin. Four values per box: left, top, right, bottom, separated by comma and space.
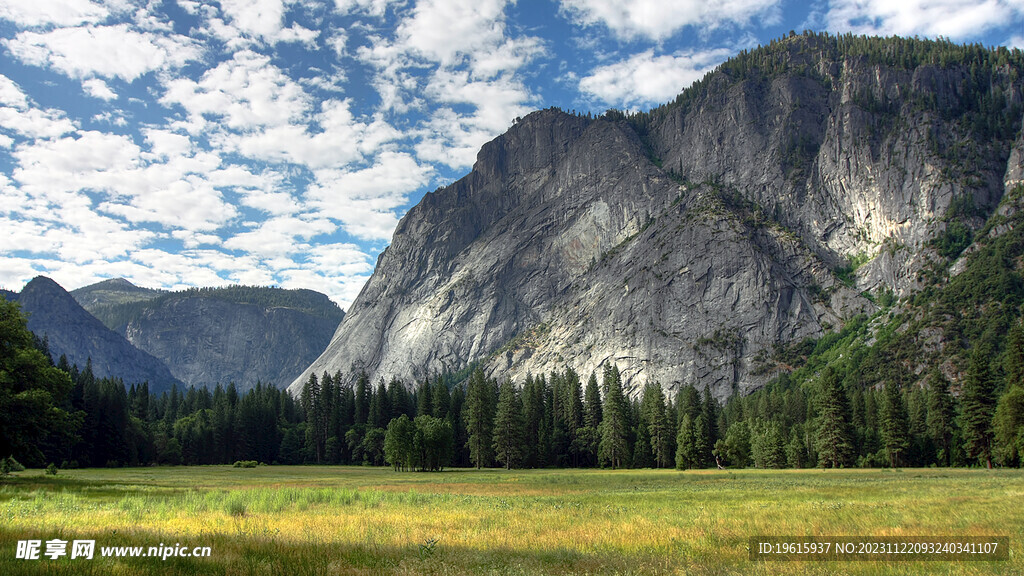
0, 466, 1020, 575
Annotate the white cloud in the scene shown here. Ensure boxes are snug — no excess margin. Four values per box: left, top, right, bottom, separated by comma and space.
143, 128, 193, 160
4, 24, 202, 82
13, 131, 140, 196
559, 0, 782, 40
99, 179, 238, 232
414, 69, 537, 168
0, 75, 29, 109
396, 0, 509, 66
579, 48, 733, 108
82, 78, 117, 100
826, 0, 1024, 40
0, 106, 77, 139
0, 0, 110, 27
223, 214, 334, 258
217, 0, 320, 46
160, 50, 310, 132
333, 0, 396, 17
307, 151, 432, 240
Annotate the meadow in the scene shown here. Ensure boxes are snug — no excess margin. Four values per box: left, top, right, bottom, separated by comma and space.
0, 466, 1019, 575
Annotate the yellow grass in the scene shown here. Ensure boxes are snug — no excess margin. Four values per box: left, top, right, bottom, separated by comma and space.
0, 466, 1020, 575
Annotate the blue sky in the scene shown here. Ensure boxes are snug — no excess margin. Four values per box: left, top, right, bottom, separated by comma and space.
1, 0, 1022, 308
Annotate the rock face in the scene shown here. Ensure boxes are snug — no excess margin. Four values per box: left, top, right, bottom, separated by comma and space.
290, 35, 1024, 399
8, 276, 181, 393
119, 290, 343, 391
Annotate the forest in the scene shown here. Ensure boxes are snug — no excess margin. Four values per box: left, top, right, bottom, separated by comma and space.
2, 283, 1022, 473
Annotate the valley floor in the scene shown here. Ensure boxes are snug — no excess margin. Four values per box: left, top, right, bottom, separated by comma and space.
0, 466, 1019, 575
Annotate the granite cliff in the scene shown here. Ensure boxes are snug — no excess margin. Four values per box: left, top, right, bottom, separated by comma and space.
5, 276, 181, 393
290, 34, 1024, 399
74, 283, 344, 391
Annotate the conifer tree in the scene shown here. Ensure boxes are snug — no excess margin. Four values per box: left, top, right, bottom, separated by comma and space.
354, 371, 370, 425
675, 414, 699, 469
961, 344, 997, 468
880, 383, 909, 467
493, 379, 525, 469
814, 368, 854, 468
465, 368, 496, 468
926, 368, 957, 466
598, 365, 629, 469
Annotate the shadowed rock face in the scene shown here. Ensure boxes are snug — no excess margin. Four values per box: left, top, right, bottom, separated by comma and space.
10, 276, 181, 393
121, 294, 342, 391
291, 36, 1024, 399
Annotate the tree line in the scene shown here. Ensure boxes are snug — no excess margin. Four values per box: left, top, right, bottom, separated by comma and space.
3, 293, 1023, 471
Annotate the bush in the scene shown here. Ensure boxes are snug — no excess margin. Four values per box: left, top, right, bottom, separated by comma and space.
1, 456, 26, 475
232, 460, 258, 468
45, 463, 58, 476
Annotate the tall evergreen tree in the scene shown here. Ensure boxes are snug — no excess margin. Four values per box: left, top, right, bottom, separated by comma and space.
814, 368, 854, 468
584, 372, 602, 429
961, 344, 998, 468
492, 379, 525, 469
926, 368, 957, 466
354, 371, 370, 425
598, 365, 629, 469
880, 383, 910, 467
465, 368, 496, 468
641, 382, 672, 468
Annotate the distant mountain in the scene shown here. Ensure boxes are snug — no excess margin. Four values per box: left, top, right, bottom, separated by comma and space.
74, 282, 344, 391
6, 276, 181, 393
289, 33, 1024, 399
71, 278, 165, 322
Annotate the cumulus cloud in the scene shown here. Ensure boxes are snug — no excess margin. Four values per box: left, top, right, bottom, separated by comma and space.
0, 106, 77, 139
334, 0, 396, 17
4, 24, 202, 82
217, 0, 320, 47
307, 151, 433, 240
0, 0, 110, 27
559, 0, 782, 41
579, 48, 733, 108
826, 0, 1024, 40
160, 50, 310, 132
82, 78, 117, 100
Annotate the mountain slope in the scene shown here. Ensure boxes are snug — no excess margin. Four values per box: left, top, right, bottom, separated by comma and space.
6, 276, 181, 393
78, 284, 344, 391
290, 34, 1024, 399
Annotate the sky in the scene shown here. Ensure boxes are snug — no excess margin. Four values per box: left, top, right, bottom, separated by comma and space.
1, 0, 1022, 309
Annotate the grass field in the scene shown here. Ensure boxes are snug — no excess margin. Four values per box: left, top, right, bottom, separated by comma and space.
0, 466, 1019, 575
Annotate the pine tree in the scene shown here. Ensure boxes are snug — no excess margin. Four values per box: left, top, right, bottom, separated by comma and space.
354, 372, 370, 425
598, 365, 629, 469
431, 377, 450, 419
675, 414, 699, 469
368, 379, 388, 429
961, 344, 997, 468
994, 385, 1024, 466
926, 368, 957, 466
640, 382, 671, 468
814, 368, 854, 468
584, 372, 602, 429
880, 383, 910, 467
465, 369, 496, 468
492, 379, 525, 470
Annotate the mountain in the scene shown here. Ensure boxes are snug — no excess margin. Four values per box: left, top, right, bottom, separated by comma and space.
70, 278, 166, 323
75, 283, 344, 391
290, 34, 1024, 400
5, 276, 181, 393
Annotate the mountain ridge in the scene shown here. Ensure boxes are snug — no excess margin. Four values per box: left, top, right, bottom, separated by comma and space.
289, 33, 1024, 399
73, 281, 344, 391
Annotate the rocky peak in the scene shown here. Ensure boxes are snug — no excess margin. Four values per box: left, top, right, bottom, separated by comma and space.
290, 34, 1024, 399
